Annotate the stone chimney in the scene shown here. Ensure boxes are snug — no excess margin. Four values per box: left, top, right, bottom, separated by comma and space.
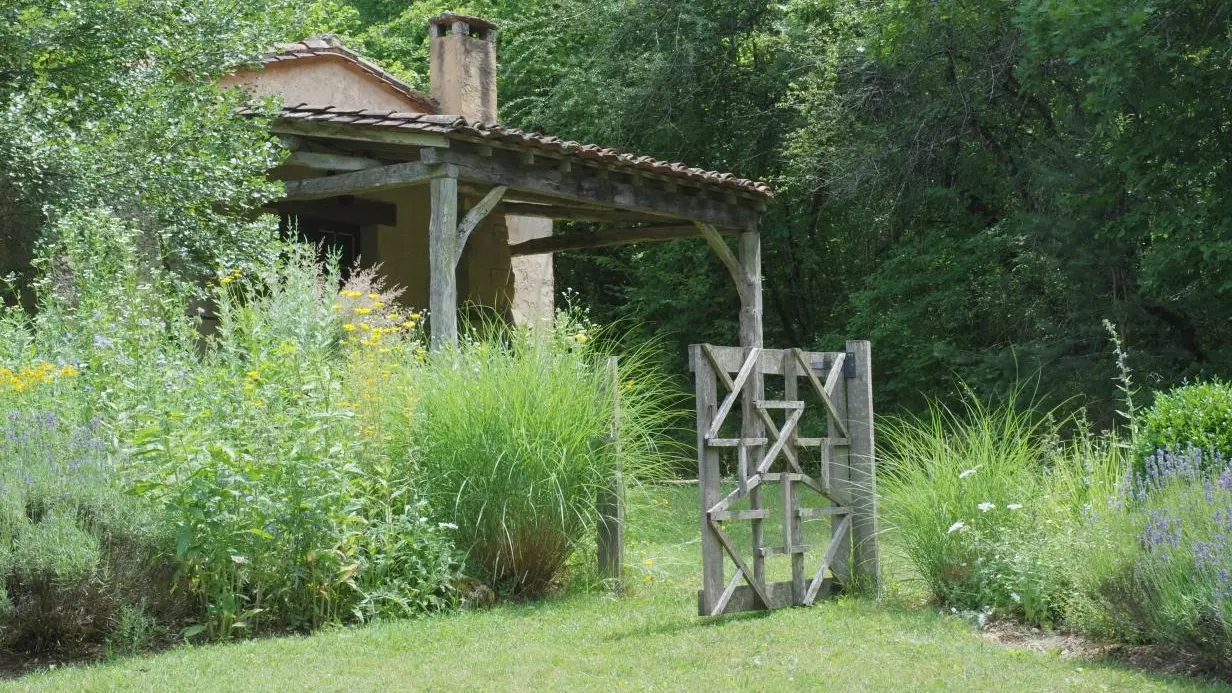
428, 14, 498, 123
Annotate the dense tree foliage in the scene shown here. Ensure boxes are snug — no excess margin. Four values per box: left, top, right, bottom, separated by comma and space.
0, 0, 355, 288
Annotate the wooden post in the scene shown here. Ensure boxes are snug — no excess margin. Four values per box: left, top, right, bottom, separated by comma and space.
694, 344, 723, 615
597, 356, 625, 584
782, 351, 805, 604
737, 230, 766, 587
845, 339, 880, 592
429, 176, 459, 349
828, 354, 852, 585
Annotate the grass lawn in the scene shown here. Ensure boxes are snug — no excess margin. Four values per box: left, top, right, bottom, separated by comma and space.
8, 485, 1229, 693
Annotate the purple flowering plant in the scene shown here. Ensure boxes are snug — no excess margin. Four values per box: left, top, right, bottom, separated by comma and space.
1075, 446, 1232, 668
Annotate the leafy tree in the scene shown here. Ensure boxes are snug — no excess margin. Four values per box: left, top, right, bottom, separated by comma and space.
0, 0, 354, 289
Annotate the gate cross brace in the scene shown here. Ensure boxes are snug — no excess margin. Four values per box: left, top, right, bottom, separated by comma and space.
792, 349, 849, 439
805, 515, 852, 605
700, 345, 805, 474
705, 346, 761, 439
709, 518, 771, 615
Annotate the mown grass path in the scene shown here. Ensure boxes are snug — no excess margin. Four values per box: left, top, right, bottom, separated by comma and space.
9, 486, 1230, 692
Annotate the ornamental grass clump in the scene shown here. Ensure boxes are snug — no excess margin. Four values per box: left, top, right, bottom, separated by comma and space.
878, 388, 1100, 625
414, 316, 675, 596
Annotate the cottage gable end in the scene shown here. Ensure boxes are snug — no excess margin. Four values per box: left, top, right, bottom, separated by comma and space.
221, 36, 435, 115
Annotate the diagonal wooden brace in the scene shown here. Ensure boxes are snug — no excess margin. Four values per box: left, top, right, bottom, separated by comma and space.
805, 514, 851, 605
793, 349, 849, 439
709, 518, 771, 610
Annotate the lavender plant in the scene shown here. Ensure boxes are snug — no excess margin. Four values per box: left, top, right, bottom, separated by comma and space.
1071, 447, 1232, 671
0, 409, 175, 652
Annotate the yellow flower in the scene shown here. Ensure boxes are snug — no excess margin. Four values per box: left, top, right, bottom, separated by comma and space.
359, 323, 370, 331
332, 304, 343, 311
373, 301, 385, 308
378, 348, 391, 354
343, 323, 357, 332
410, 312, 422, 320
354, 307, 372, 315
245, 370, 260, 381
220, 275, 234, 285
388, 314, 401, 322
58, 365, 78, 378
643, 558, 653, 567
368, 293, 380, 300
574, 332, 588, 344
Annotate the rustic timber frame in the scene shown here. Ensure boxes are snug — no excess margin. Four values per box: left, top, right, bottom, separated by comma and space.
269, 116, 771, 584
273, 123, 768, 350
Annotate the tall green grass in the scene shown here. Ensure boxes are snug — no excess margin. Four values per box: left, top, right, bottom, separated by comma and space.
413, 316, 676, 595
879, 389, 1123, 625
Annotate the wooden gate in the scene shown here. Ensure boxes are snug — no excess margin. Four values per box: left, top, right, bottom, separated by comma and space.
690, 341, 878, 616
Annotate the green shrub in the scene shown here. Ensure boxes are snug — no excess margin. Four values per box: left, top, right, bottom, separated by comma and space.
414, 315, 674, 596
1133, 379, 1232, 467
106, 601, 162, 658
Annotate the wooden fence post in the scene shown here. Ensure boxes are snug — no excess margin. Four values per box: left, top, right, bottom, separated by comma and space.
693, 344, 724, 615
597, 356, 624, 584
845, 339, 879, 592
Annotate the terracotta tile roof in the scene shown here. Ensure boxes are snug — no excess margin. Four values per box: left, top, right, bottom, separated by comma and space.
258, 36, 437, 113
273, 103, 775, 199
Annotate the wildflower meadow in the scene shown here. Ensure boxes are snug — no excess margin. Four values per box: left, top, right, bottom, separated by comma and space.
0, 209, 671, 657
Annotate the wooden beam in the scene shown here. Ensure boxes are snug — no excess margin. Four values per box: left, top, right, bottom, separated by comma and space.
455, 186, 507, 264
430, 147, 761, 231
499, 202, 675, 224
283, 161, 444, 201
285, 151, 382, 172
273, 197, 396, 227
273, 122, 450, 149
703, 579, 837, 616
429, 177, 459, 349
697, 222, 747, 302
508, 225, 710, 256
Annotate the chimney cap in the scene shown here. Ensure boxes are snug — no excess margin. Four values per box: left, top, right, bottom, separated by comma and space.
428, 13, 499, 32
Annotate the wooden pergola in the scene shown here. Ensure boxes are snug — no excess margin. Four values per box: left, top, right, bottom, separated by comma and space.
269, 106, 772, 351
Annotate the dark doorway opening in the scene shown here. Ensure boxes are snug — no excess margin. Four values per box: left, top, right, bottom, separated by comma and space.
280, 216, 359, 278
